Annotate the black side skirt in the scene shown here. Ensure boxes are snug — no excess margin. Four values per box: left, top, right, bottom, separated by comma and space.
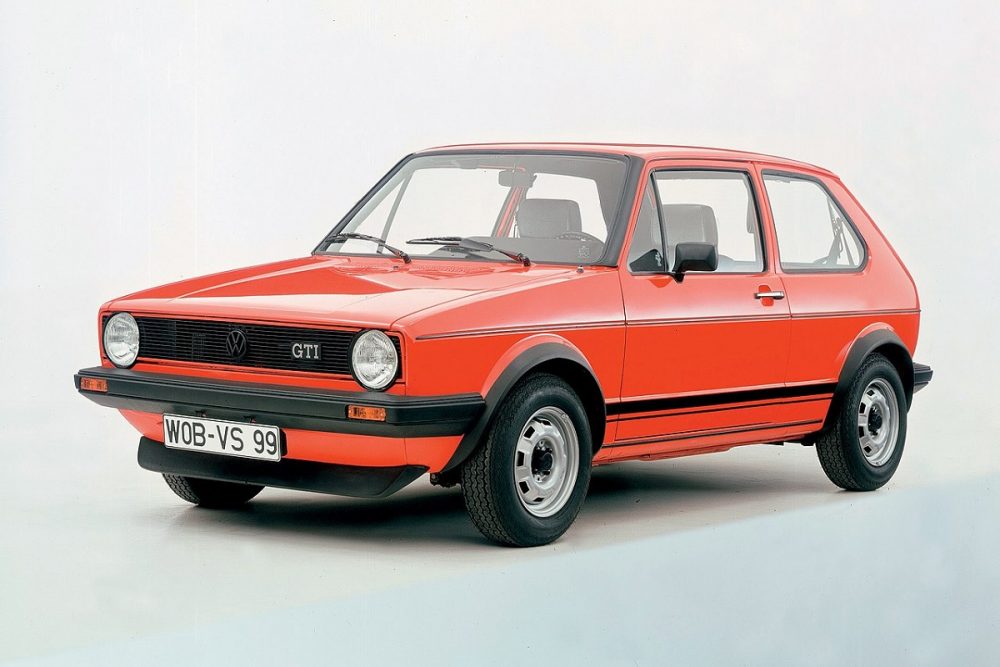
138, 437, 426, 499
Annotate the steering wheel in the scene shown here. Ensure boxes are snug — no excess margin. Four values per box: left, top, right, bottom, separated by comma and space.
555, 231, 603, 243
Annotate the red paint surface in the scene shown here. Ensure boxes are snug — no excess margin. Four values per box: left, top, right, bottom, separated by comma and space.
96, 145, 921, 472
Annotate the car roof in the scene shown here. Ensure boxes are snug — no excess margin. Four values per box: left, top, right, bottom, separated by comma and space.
420, 142, 834, 176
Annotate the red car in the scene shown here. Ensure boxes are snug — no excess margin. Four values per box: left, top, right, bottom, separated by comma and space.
76, 143, 932, 546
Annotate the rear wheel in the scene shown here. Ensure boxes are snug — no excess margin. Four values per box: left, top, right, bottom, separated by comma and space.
816, 354, 907, 491
162, 474, 263, 508
461, 373, 592, 547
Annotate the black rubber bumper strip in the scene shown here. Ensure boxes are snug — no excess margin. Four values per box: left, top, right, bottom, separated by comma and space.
138, 437, 426, 498
606, 382, 837, 418
75, 366, 484, 438
913, 362, 933, 393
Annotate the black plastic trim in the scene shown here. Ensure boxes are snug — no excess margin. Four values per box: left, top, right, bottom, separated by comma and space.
913, 362, 933, 393
75, 366, 483, 438
823, 330, 914, 430
439, 343, 605, 473
607, 383, 837, 418
612, 418, 824, 448
138, 437, 426, 498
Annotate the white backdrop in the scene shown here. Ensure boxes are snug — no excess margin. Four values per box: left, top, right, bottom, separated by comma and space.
2, 1, 999, 663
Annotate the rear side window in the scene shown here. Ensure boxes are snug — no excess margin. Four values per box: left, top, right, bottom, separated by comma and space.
763, 174, 865, 271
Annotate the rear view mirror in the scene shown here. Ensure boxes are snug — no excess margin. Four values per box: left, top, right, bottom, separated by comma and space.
498, 170, 536, 188
672, 242, 718, 281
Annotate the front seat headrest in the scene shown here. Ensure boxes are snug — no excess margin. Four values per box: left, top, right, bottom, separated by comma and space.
661, 204, 719, 247
516, 199, 582, 238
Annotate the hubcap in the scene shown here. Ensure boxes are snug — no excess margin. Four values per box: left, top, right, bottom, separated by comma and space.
857, 378, 899, 467
512, 407, 579, 518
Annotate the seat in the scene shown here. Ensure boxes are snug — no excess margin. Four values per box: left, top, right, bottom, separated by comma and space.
516, 199, 582, 238
661, 203, 719, 246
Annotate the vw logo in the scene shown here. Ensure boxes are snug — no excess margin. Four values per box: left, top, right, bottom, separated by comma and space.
225, 329, 248, 360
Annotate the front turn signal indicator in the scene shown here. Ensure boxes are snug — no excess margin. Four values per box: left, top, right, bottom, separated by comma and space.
80, 377, 108, 393
347, 405, 386, 422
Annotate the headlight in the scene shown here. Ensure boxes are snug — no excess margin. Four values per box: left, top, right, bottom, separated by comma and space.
103, 312, 140, 368
350, 330, 398, 390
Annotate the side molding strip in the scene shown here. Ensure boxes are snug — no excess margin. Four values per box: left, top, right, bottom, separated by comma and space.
608, 382, 837, 417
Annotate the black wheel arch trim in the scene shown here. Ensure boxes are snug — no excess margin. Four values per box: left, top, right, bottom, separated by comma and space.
824, 329, 925, 431
439, 343, 606, 474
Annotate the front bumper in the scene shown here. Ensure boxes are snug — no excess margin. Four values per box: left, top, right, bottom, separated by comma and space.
75, 366, 485, 438
138, 437, 425, 498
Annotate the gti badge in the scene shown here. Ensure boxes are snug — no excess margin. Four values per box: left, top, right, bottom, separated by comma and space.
291, 342, 321, 360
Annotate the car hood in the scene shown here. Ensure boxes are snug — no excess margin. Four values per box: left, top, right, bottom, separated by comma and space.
106, 255, 576, 329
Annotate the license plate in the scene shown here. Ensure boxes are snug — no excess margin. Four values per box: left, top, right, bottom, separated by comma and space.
163, 414, 281, 462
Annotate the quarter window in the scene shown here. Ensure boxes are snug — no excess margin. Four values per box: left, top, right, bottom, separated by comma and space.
652, 171, 764, 273
763, 174, 864, 271
627, 185, 664, 273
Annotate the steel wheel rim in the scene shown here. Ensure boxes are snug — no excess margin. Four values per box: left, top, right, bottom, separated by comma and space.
858, 378, 899, 467
512, 406, 579, 518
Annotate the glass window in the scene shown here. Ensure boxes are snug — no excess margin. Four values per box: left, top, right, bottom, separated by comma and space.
652, 171, 764, 273
525, 173, 608, 241
627, 184, 664, 273
383, 168, 506, 248
763, 174, 864, 271
319, 153, 628, 265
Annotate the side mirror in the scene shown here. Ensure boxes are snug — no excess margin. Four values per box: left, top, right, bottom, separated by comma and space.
672, 242, 718, 281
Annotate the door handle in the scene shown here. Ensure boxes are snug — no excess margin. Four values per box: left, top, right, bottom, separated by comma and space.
754, 290, 785, 300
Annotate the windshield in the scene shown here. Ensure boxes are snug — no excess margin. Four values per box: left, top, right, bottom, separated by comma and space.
317, 153, 629, 265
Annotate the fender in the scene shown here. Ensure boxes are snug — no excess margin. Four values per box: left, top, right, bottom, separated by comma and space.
823, 328, 914, 431
439, 341, 605, 474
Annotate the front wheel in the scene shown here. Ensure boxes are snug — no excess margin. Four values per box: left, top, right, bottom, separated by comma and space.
461, 373, 592, 547
162, 474, 263, 508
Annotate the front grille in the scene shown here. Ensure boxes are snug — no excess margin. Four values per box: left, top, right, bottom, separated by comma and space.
115, 316, 400, 376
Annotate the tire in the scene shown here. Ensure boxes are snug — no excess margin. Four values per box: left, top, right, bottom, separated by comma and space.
816, 353, 907, 491
461, 373, 592, 547
162, 474, 263, 508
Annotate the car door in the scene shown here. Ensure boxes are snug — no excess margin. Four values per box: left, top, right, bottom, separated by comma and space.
615, 161, 792, 451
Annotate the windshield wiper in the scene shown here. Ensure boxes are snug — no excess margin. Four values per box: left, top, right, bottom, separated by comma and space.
407, 236, 530, 266
322, 232, 410, 263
